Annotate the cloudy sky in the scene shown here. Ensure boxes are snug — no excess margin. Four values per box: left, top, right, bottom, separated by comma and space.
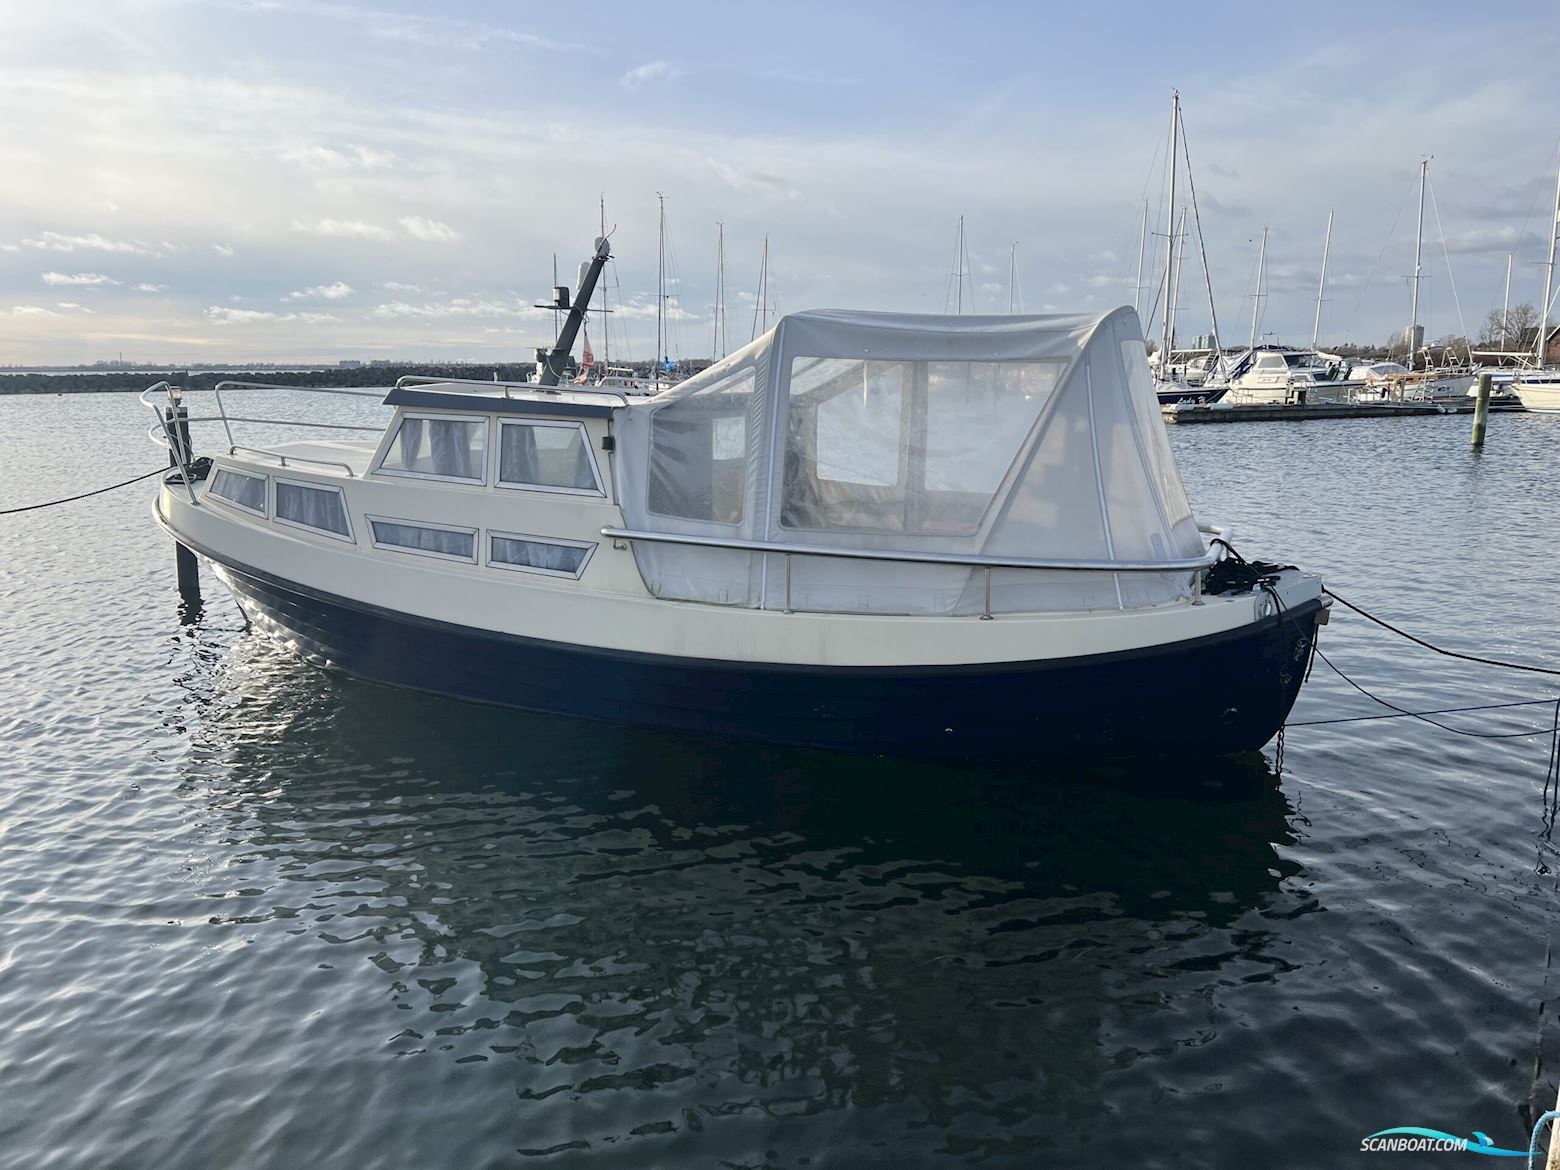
3, 0, 1559, 365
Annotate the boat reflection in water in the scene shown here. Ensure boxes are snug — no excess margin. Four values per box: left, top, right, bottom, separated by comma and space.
175, 637, 1316, 1167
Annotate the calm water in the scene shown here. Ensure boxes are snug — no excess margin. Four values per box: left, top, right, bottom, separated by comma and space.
3, 392, 1559, 1168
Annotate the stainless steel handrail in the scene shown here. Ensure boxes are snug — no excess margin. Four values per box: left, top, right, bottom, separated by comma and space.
142, 379, 390, 504
600, 527, 1220, 573
395, 374, 632, 406
228, 446, 359, 477
601, 526, 1221, 618
212, 379, 391, 453
139, 382, 200, 505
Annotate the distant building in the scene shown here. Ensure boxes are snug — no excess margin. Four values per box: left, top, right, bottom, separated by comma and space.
338, 359, 362, 369
369, 359, 392, 368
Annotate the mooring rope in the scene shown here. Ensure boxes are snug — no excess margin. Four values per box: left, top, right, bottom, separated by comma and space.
0, 467, 166, 516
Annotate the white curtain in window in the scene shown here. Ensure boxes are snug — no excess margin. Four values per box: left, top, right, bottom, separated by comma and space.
499, 423, 597, 491
491, 536, 587, 574
370, 520, 472, 558
382, 417, 485, 480
275, 482, 350, 536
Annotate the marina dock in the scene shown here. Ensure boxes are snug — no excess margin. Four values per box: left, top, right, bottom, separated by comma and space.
1163, 401, 1527, 424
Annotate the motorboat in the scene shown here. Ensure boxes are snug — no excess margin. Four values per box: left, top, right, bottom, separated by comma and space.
1512, 369, 1560, 413
1219, 347, 1355, 406
144, 258, 1327, 760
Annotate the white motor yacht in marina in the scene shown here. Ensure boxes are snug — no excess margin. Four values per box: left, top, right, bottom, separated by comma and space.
144, 244, 1328, 760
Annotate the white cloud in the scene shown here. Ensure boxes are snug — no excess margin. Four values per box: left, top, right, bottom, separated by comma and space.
399, 216, 460, 242
706, 159, 799, 200
206, 305, 338, 324
132, 282, 169, 293
619, 61, 681, 90
1442, 225, 1522, 255
42, 271, 119, 286
285, 280, 354, 300
281, 143, 400, 170
382, 280, 431, 293
54, 302, 93, 313
212, 242, 236, 257
291, 219, 394, 240
207, 306, 282, 323
12, 305, 58, 315
371, 297, 540, 319
22, 231, 153, 254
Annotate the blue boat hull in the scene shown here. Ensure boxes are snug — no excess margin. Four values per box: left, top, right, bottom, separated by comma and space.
208, 556, 1322, 760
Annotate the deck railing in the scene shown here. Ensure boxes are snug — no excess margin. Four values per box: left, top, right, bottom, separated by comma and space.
600, 525, 1229, 618
140, 380, 390, 503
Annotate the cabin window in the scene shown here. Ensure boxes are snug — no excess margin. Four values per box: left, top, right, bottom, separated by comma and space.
368, 517, 476, 562
377, 414, 488, 483
782, 357, 1057, 535
208, 468, 267, 516
274, 479, 353, 541
487, 531, 594, 579
496, 420, 603, 495
647, 366, 753, 524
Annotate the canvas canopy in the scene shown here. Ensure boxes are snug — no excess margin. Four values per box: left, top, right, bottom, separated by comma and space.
612, 307, 1204, 615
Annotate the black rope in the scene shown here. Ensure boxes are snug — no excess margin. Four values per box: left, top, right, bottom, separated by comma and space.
1325, 589, 1560, 679
0, 467, 166, 516
1313, 646, 1560, 740
1291, 696, 1560, 728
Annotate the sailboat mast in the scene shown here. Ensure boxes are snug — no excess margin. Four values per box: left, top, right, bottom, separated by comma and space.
1502, 252, 1513, 351
1007, 241, 1018, 314
1160, 90, 1179, 372
1312, 209, 1333, 350
1134, 199, 1149, 318
751, 236, 770, 341
1536, 156, 1560, 371
1408, 157, 1428, 368
1249, 226, 1268, 351
1168, 206, 1188, 355
713, 221, 726, 360
956, 214, 966, 313
655, 192, 666, 380
600, 195, 610, 366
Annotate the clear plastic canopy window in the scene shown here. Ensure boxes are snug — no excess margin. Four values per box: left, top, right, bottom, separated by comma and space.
612, 308, 1203, 615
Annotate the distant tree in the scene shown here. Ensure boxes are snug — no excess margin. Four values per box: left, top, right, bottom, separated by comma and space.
1506, 302, 1538, 347
1483, 301, 1538, 348
1480, 308, 1505, 345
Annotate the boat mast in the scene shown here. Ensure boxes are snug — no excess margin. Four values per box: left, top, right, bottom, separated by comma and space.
536, 236, 612, 387
750, 235, 770, 341
713, 221, 727, 360
656, 192, 666, 380
1160, 90, 1179, 373
1168, 206, 1188, 355
956, 215, 967, 313
1249, 226, 1267, 350
600, 195, 610, 366
1502, 252, 1512, 352
1408, 157, 1428, 369
1177, 109, 1223, 366
1536, 155, 1560, 371
1007, 241, 1019, 313
1312, 209, 1333, 350
1134, 199, 1149, 318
